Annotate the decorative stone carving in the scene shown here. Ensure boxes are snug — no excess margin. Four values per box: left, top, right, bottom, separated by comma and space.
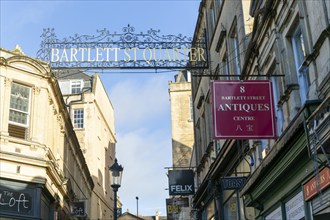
32, 86, 41, 95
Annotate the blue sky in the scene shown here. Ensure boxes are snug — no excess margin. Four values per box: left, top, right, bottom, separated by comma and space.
1, 0, 200, 217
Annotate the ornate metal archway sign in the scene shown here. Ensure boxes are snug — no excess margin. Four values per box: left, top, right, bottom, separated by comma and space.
36, 25, 208, 70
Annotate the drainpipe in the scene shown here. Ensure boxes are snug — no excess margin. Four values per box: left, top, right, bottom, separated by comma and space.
66, 87, 92, 116
66, 76, 94, 116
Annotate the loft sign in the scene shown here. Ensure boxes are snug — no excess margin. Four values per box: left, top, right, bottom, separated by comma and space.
0, 189, 32, 213
71, 201, 86, 217
37, 25, 208, 70
211, 80, 277, 139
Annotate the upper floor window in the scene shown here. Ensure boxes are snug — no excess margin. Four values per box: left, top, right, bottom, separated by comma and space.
292, 26, 309, 104
214, 0, 223, 13
207, 1, 217, 42
230, 25, 241, 77
73, 109, 84, 128
233, 34, 241, 75
71, 80, 82, 94
9, 83, 31, 139
221, 51, 230, 79
271, 76, 284, 137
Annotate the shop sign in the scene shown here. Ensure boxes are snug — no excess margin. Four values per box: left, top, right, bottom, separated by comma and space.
221, 177, 247, 190
303, 167, 330, 201
71, 201, 86, 217
0, 188, 32, 214
117, 208, 122, 217
168, 170, 195, 195
211, 80, 276, 139
166, 197, 189, 220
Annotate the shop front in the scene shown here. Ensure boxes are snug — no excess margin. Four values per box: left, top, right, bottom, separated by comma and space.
241, 101, 330, 220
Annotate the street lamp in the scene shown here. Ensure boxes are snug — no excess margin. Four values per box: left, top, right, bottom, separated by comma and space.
136, 196, 139, 219
109, 158, 123, 220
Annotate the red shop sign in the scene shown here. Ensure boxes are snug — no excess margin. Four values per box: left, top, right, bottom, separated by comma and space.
303, 167, 330, 201
211, 80, 276, 139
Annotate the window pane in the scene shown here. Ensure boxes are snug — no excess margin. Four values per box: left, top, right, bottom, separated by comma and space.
10, 95, 29, 112
71, 80, 82, 94
10, 83, 30, 112
9, 83, 30, 126
74, 109, 84, 128
9, 110, 28, 125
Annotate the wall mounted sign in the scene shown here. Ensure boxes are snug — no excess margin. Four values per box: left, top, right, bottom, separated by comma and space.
303, 167, 330, 201
0, 188, 32, 214
221, 177, 247, 190
36, 25, 208, 70
168, 169, 195, 195
211, 80, 276, 139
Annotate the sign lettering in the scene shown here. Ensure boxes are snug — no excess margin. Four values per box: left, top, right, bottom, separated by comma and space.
211, 80, 276, 139
303, 167, 330, 201
71, 201, 86, 217
0, 190, 32, 213
221, 177, 247, 190
166, 198, 189, 220
168, 170, 195, 196
37, 26, 208, 70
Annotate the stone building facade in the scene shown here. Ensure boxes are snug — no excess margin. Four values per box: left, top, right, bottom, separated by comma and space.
168, 70, 194, 168
190, 0, 253, 219
0, 47, 94, 219
168, 70, 195, 219
240, 0, 330, 219
56, 70, 118, 219
190, 0, 329, 219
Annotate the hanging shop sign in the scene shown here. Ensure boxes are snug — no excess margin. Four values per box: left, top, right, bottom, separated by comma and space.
36, 25, 208, 70
221, 177, 247, 190
168, 169, 195, 196
211, 80, 276, 139
303, 167, 330, 201
166, 197, 189, 220
71, 201, 86, 217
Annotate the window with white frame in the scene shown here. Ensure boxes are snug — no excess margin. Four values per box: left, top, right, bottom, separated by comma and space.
70, 80, 82, 94
73, 109, 84, 128
292, 26, 309, 104
8, 83, 31, 139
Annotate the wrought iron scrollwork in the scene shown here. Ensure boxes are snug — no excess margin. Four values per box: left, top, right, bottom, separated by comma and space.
36, 24, 208, 70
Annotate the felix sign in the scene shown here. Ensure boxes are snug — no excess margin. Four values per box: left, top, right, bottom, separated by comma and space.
211, 80, 276, 139
168, 170, 195, 196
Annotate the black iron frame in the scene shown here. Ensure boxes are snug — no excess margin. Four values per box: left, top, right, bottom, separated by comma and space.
36, 25, 208, 70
